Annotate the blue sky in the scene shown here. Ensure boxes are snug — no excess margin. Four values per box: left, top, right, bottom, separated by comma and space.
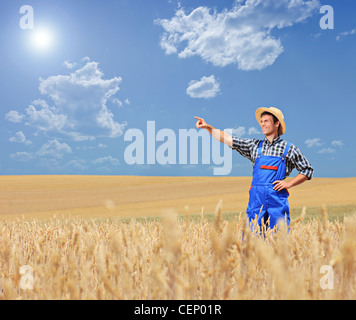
0, 0, 355, 177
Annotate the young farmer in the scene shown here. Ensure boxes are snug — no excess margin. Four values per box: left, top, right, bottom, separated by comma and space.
195, 107, 314, 231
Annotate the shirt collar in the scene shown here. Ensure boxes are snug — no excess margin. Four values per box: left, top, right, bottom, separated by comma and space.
264, 136, 281, 146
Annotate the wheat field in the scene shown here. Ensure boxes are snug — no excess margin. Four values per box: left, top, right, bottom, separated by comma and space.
1, 175, 356, 220
0, 176, 355, 300
0, 204, 355, 300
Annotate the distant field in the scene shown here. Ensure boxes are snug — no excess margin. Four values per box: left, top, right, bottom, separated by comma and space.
0, 175, 355, 221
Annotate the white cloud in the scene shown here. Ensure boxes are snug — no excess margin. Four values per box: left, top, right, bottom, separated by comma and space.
93, 156, 120, 166
36, 140, 72, 159
113, 98, 130, 107
230, 126, 261, 137
5, 111, 25, 123
231, 126, 246, 137
63, 60, 76, 69
9, 131, 32, 145
9, 139, 73, 163
305, 138, 323, 148
66, 159, 89, 171
10, 152, 34, 162
113, 98, 123, 107
25, 99, 68, 133
331, 140, 344, 147
186, 75, 220, 99
7, 58, 128, 140
318, 147, 336, 154
336, 29, 356, 41
311, 32, 322, 39
305, 138, 343, 155
156, 0, 320, 71
37, 158, 62, 171
96, 108, 127, 138
248, 127, 261, 135
38, 60, 127, 138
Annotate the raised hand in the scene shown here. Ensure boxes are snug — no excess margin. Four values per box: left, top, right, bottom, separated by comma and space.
194, 116, 209, 129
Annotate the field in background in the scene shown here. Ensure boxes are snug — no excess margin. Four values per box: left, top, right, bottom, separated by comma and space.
1, 175, 356, 221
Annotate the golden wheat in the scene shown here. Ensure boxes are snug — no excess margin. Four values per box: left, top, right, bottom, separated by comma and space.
0, 205, 355, 300
2, 176, 356, 221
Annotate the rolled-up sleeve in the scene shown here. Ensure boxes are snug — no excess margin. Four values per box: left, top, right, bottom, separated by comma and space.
230, 137, 259, 163
288, 145, 314, 180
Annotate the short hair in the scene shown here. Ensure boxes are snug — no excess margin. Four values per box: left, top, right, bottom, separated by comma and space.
261, 111, 279, 124
261, 111, 281, 135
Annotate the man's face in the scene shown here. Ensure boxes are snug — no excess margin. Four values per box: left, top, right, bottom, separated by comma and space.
260, 114, 279, 136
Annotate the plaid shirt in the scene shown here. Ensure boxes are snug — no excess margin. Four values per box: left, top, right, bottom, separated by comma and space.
231, 136, 314, 179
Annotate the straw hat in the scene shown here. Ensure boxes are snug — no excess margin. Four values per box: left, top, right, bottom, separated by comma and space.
255, 107, 286, 136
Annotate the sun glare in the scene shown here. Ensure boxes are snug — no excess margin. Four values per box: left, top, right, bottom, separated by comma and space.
31, 28, 53, 51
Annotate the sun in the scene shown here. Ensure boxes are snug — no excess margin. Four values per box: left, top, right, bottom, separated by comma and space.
30, 28, 53, 51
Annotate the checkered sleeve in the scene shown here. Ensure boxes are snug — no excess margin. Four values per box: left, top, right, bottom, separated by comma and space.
230, 137, 259, 163
288, 144, 314, 180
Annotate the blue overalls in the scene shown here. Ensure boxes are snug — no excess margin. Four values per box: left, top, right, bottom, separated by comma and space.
247, 141, 291, 232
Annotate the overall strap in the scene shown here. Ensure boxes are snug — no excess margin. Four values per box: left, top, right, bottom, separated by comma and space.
257, 140, 263, 156
282, 142, 291, 159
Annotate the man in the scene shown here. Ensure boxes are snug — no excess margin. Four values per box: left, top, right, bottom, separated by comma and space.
195, 107, 314, 232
